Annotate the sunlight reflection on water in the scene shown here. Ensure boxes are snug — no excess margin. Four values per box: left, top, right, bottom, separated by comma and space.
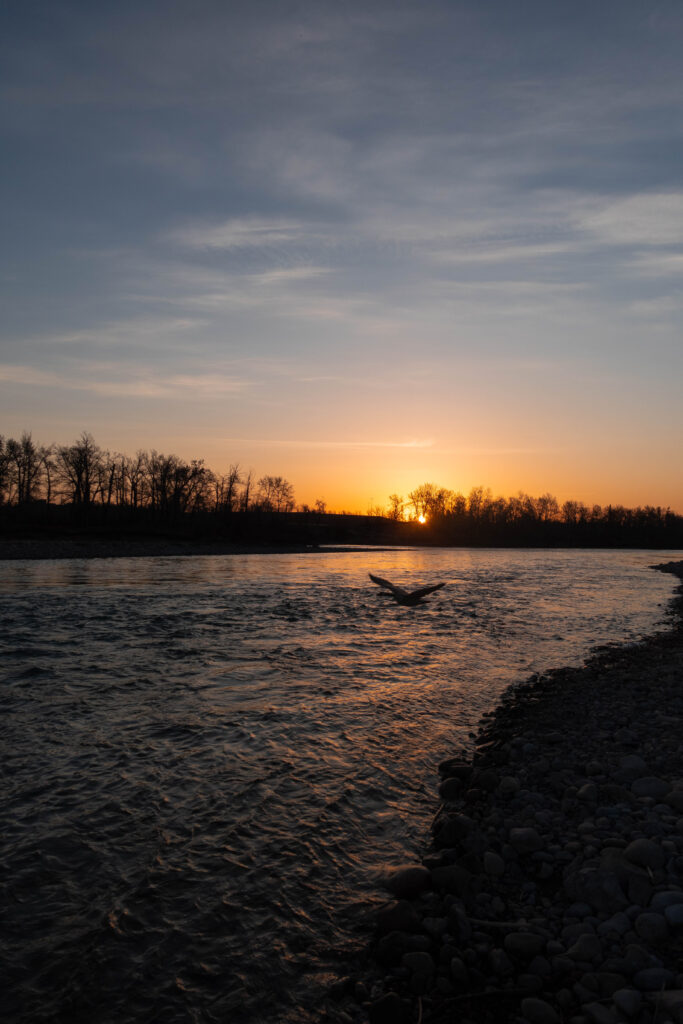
0, 548, 679, 1022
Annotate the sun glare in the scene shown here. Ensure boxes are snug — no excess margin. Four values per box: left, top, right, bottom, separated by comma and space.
418, 514, 427, 524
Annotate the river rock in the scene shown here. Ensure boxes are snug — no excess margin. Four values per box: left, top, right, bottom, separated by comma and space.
618, 755, 650, 782
567, 933, 603, 963
612, 988, 642, 1017
438, 777, 463, 801
650, 890, 683, 911
483, 850, 505, 876
436, 813, 475, 845
401, 951, 434, 976
520, 996, 560, 1024
385, 865, 431, 898
499, 775, 521, 795
368, 991, 410, 1024
624, 838, 664, 870
633, 967, 675, 991
504, 931, 546, 959
665, 904, 683, 929
631, 776, 670, 799
430, 863, 471, 896
634, 912, 668, 944
377, 900, 423, 935
510, 826, 543, 853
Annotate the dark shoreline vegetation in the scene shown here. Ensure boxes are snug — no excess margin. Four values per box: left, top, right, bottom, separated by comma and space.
1, 431, 683, 552
333, 561, 683, 1024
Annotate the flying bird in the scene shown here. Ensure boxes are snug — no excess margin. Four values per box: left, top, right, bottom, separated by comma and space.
368, 573, 446, 606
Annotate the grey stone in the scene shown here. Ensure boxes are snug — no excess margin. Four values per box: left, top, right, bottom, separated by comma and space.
578, 783, 598, 803
368, 992, 410, 1024
583, 1003, 613, 1024
438, 777, 463, 801
520, 997, 560, 1024
618, 755, 650, 781
385, 865, 431, 898
489, 947, 513, 975
634, 911, 668, 944
624, 838, 665, 870
450, 955, 469, 984
650, 890, 683, 911
376, 930, 412, 965
377, 901, 423, 935
528, 955, 552, 978
597, 912, 630, 938
612, 988, 642, 1018
430, 864, 471, 896
665, 903, 683, 929
483, 850, 505, 877
401, 951, 435, 976
510, 826, 543, 853
436, 813, 475, 845
517, 973, 543, 993
499, 775, 520, 795
631, 776, 670, 800
567, 933, 603, 963
504, 931, 546, 959
633, 967, 675, 991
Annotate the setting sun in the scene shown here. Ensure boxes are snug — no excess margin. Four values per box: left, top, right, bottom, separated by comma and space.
418, 514, 427, 524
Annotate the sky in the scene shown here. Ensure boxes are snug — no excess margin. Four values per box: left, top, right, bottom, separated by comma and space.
2, 0, 683, 512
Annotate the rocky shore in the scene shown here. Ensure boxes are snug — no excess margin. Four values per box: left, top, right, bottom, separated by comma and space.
339, 561, 683, 1024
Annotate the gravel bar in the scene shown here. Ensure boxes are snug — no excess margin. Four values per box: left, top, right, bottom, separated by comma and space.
336, 560, 683, 1024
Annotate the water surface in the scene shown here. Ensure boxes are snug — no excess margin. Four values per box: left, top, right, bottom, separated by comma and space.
1, 548, 679, 1022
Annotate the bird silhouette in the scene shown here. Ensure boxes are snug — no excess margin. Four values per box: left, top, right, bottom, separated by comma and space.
368, 573, 446, 606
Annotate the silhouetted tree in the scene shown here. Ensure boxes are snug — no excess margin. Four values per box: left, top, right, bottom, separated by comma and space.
57, 432, 103, 506
256, 475, 295, 512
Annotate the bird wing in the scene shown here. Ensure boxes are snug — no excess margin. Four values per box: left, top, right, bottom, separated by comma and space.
368, 573, 408, 597
407, 582, 446, 599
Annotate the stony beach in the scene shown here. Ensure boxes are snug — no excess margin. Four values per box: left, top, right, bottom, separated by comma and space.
337, 561, 683, 1024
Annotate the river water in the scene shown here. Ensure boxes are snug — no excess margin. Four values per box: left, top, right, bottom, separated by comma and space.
1, 548, 680, 1023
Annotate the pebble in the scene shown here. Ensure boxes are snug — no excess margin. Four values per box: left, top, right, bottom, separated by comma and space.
520, 997, 560, 1024
385, 865, 431, 898
612, 988, 642, 1017
510, 826, 543, 853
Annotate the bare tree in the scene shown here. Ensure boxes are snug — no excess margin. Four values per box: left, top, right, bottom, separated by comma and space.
57, 432, 103, 506
256, 475, 295, 512
314, 498, 327, 514
6, 432, 43, 504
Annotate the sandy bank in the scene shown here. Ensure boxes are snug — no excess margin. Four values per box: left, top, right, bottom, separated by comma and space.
336, 561, 683, 1024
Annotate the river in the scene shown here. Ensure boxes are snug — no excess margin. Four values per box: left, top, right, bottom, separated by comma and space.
1, 548, 679, 1022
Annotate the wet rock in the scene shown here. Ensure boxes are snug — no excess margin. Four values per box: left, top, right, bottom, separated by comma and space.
377, 900, 422, 935
499, 775, 521, 795
450, 956, 469, 985
624, 838, 664, 870
650, 890, 683, 911
665, 904, 683, 929
436, 813, 475, 845
510, 826, 543, 853
438, 777, 463, 801
438, 758, 472, 780
612, 988, 642, 1018
401, 951, 434, 976
634, 912, 668, 944
631, 777, 670, 800
376, 930, 412, 965
618, 755, 650, 782
504, 931, 546, 959
368, 991, 410, 1024
385, 865, 431, 898
520, 996, 560, 1024
577, 783, 598, 803
633, 967, 675, 991
430, 864, 471, 896
567, 934, 603, 963
483, 850, 505, 877
582, 1002, 613, 1024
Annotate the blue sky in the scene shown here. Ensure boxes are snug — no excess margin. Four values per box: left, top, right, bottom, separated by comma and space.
2, 0, 683, 509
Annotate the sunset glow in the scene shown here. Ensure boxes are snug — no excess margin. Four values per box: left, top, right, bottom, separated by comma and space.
2, 3, 683, 512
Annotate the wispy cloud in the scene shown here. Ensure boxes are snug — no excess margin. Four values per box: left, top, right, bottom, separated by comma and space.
219, 437, 435, 450
0, 363, 250, 398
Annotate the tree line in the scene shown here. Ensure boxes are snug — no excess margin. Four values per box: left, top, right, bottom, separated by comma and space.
378, 482, 683, 547
1, 430, 681, 547
0, 431, 301, 516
